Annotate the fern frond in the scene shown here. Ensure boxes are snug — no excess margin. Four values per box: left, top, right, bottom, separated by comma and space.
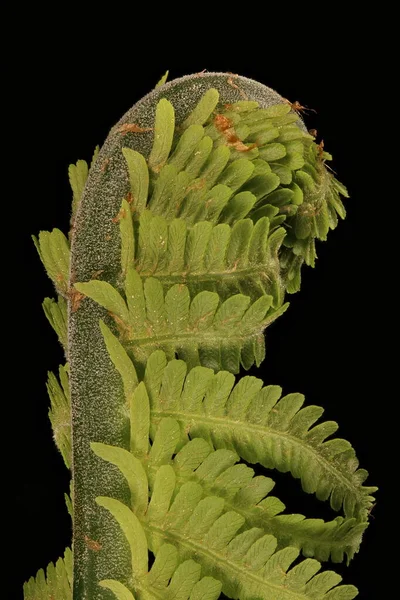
75, 274, 287, 372
101, 556, 222, 600
42, 296, 68, 351
33, 229, 70, 295
129, 209, 286, 305
65, 480, 73, 519
47, 364, 71, 468
92, 408, 358, 597
147, 425, 367, 564
69, 158, 89, 221
94, 503, 222, 600
141, 352, 376, 522
97, 478, 358, 600
100, 318, 139, 399
53, 74, 363, 599
69, 147, 99, 221
279, 145, 348, 293
182, 88, 221, 129
169, 445, 367, 564
118, 90, 348, 294
93, 359, 370, 566
148, 98, 175, 173
122, 148, 149, 218
93, 409, 366, 565
23, 548, 72, 600
94, 326, 376, 525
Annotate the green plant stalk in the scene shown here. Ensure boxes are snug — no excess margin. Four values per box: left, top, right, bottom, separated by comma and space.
27, 73, 375, 600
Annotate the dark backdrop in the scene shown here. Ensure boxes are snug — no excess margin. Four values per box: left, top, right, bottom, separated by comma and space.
5, 22, 386, 600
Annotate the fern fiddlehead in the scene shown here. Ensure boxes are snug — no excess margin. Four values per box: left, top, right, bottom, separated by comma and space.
27, 73, 376, 600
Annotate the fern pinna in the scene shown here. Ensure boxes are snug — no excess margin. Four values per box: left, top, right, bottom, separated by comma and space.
27, 73, 376, 600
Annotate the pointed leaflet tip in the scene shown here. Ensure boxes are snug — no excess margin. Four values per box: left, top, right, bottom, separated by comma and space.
91, 145, 100, 168
32, 234, 42, 260
155, 70, 169, 88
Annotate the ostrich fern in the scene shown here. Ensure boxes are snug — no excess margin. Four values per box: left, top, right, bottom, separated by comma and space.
26, 73, 376, 600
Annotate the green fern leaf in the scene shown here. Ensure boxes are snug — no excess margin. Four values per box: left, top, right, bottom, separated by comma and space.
78, 270, 287, 372
148, 98, 175, 173
34, 75, 362, 600
129, 381, 151, 456
74, 280, 130, 323
117, 89, 348, 294
184, 135, 214, 179
69, 158, 89, 220
168, 124, 205, 172
142, 354, 376, 522
259, 143, 287, 161
279, 143, 348, 293
47, 365, 71, 468
96, 496, 149, 577
91, 442, 148, 516
65, 480, 73, 519
23, 548, 72, 600
92, 369, 370, 565
181, 88, 220, 129
33, 229, 70, 294
132, 211, 285, 305
42, 296, 68, 350
98, 474, 358, 600
219, 191, 257, 224
100, 580, 135, 600
99, 320, 138, 400
95, 508, 222, 600
119, 198, 135, 275
170, 442, 368, 564
121, 148, 149, 217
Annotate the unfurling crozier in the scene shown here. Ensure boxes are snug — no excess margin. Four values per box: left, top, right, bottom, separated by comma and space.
26, 73, 376, 600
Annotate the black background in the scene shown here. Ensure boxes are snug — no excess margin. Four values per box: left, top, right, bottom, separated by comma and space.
5, 17, 388, 600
